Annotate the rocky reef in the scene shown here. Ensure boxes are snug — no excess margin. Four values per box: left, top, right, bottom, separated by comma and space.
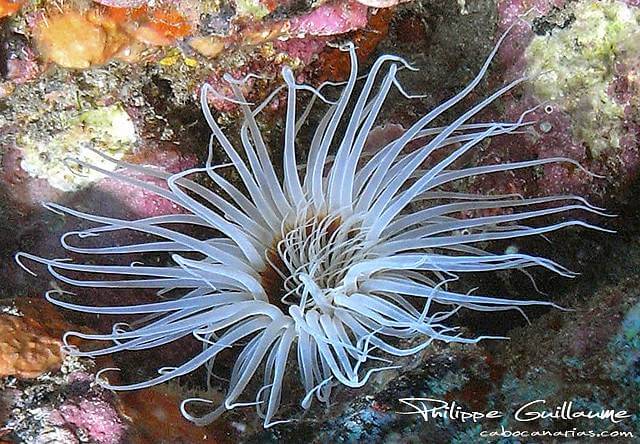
1, 0, 638, 443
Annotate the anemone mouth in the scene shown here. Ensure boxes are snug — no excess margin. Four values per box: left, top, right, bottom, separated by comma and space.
260, 243, 291, 312
260, 211, 368, 312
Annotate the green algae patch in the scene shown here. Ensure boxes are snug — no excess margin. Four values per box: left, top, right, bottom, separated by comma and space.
18, 105, 136, 192
235, 0, 270, 19
526, 0, 640, 156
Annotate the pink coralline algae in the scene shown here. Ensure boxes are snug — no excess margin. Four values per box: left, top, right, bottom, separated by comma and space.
51, 399, 125, 444
491, 0, 640, 203
5, 45, 40, 86
94, 145, 199, 218
288, 1, 368, 37
356, 0, 411, 6
274, 37, 329, 65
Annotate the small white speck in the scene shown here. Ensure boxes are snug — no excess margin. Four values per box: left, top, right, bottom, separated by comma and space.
231, 421, 247, 433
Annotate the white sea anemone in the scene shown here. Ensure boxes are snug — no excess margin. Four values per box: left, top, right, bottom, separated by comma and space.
17, 34, 608, 428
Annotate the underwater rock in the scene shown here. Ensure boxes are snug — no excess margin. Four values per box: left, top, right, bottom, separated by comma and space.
17, 104, 137, 193
10, 0, 381, 72
357, 0, 411, 6
0, 298, 227, 443
50, 398, 125, 444
1, 31, 39, 86
0, 298, 88, 380
0, 303, 63, 379
1, 360, 235, 443
288, 0, 368, 37
1, 360, 125, 444
494, 0, 640, 203
0, 0, 396, 206
0, 298, 119, 442
116, 386, 235, 443
0, 63, 148, 206
93, 143, 199, 218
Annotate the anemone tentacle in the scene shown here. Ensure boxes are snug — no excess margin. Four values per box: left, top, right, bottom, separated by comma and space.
18, 33, 607, 428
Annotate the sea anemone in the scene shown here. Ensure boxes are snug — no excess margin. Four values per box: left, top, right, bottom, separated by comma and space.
17, 33, 608, 428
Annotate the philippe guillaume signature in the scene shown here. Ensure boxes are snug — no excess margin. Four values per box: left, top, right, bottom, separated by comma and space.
397, 398, 631, 424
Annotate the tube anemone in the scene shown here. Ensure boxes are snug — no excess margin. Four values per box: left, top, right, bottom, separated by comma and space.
18, 34, 609, 428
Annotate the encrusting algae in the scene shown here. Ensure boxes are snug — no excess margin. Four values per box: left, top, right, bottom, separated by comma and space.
18, 105, 136, 192
526, 0, 640, 156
